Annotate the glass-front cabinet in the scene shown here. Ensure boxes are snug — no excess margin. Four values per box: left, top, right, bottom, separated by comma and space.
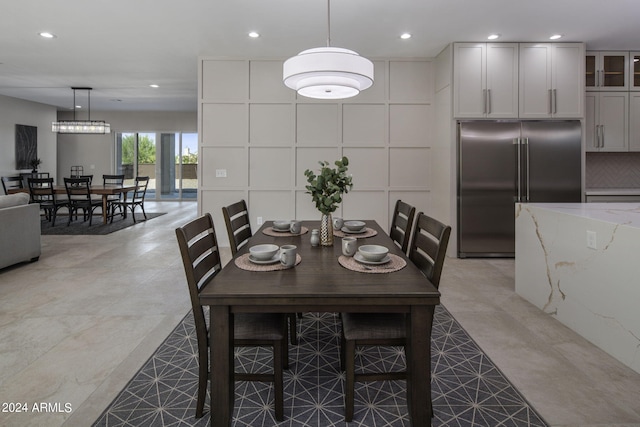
586, 51, 628, 91
631, 52, 640, 90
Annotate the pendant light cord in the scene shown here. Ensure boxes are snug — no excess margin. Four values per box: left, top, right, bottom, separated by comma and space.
326, 0, 331, 47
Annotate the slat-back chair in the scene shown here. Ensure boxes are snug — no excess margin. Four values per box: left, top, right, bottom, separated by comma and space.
2, 175, 24, 195
111, 176, 149, 223
103, 174, 125, 221
175, 213, 288, 420
63, 177, 102, 226
340, 212, 451, 422
389, 199, 416, 254
27, 177, 67, 226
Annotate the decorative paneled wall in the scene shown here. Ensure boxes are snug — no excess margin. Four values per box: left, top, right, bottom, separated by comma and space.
198, 57, 434, 246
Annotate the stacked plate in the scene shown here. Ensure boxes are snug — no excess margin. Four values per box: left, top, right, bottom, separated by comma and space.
248, 244, 280, 264
341, 220, 366, 234
354, 244, 390, 265
271, 220, 290, 233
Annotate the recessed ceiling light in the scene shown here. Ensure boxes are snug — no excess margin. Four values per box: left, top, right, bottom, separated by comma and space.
487, 34, 500, 40
400, 33, 412, 40
39, 32, 56, 39
248, 31, 260, 38
149, 84, 159, 88
549, 34, 563, 40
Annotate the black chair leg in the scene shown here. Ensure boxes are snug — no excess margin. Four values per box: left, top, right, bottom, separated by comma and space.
288, 313, 298, 345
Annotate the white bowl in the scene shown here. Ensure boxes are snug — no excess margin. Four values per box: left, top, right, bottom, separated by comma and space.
344, 220, 366, 232
272, 220, 291, 231
249, 244, 279, 261
358, 245, 389, 262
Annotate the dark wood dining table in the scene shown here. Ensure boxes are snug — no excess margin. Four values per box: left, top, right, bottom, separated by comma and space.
199, 220, 440, 426
10, 184, 136, 225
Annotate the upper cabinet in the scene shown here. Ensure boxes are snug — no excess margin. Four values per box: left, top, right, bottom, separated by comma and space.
519, 43, 585, 118
631, 52, 640, 91
453, 43, 519, 118
586, 51, 628, 91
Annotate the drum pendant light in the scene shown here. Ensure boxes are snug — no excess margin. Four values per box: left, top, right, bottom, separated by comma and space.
283, 0, 374, 99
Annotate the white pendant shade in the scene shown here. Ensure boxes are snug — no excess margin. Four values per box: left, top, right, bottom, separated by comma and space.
283, 47, 374, 99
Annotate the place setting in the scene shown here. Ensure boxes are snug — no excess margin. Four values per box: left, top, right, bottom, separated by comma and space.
262, 219, 309, 236
338, 239, 406, 274
332, 218, 378, 238
235, 243, 302, 271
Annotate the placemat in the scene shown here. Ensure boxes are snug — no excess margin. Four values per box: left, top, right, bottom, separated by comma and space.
235, 253, 302, 271
333, 227, 377, 239
262, 226, 309, 237
338, 254, 406, 273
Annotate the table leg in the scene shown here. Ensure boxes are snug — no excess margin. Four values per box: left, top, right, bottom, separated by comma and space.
406, 305, 434, 426
101, 195, 109, 224
210, 306, 234, 427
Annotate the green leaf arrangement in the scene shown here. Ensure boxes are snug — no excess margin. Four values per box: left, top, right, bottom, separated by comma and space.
304, 156, 353, 215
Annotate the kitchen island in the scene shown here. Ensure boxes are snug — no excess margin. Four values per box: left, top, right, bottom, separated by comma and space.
515, 203, 640, 374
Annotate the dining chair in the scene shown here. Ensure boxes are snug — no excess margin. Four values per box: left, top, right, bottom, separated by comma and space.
222, 199, 300, 345
110, 176, 149, 223
175, 213, 288, 420
103, 174, 125, 221
339, 212, 451, 422
63, 177, 102, 226
389, 199, 416, 254
27, 177, 67, 226
2, 175, 24, 195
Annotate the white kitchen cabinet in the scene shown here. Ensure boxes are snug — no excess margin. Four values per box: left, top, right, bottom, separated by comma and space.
630, 52, 640, 91
586, 51, 628, 91
585, 92, 628, 152
453, 43, 518, 118
629, 92, 640, 151
519, 43, 585, 118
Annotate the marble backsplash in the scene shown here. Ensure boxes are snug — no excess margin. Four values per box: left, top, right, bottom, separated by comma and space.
585, 152, 640, 188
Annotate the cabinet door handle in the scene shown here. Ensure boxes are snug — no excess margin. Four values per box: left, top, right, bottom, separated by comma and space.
487, 89, 491, 114
482, 89, 487, 114
595, 125, 600, 148
553, 89, 557, 114
548, 89, 552, 114
601, 125, 605, 148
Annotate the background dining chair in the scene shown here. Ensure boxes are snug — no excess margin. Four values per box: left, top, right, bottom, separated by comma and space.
27, 177, 67, 226
222, 199, 252, 255
175, 213, 288, 420
63, 177, 102, 226
103, 174, 125, 221
389, 199, 416, 254
339, 212, 451, 422
2, 175, 24, 195
223, 199, 300, 345
111, 176, 148, 223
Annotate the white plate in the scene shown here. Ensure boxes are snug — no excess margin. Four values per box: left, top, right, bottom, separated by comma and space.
271, 227, 290, 233
249, 254, 280, 264
354, 252, 391, 265
341, 226, 367, 234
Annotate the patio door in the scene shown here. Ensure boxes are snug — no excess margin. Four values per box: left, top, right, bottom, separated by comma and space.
115, 132, 197, 201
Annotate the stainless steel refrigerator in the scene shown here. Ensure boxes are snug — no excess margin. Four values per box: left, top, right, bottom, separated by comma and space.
457, 121, 582, 258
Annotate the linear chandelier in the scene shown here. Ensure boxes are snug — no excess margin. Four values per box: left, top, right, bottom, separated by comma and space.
52, 87, 111, 134
283, 0, 374, 99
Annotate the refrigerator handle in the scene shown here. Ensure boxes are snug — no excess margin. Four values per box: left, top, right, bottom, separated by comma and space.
514, 138, 521, 202
548, 89, 552, 114
524, 138, 530, 202
601, 125, 605, 148
487, 89, 491, 114
553, 89, 557, 114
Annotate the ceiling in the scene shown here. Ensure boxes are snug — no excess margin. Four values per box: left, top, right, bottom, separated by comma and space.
1, 0, 639, 113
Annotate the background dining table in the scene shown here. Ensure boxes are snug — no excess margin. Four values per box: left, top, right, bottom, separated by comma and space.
199, 219, 440, 426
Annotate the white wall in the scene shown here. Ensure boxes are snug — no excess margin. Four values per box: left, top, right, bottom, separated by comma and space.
0, 94, 58, 185
198, 57, 440, 246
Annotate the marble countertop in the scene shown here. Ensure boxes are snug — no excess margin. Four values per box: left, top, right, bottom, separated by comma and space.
585, 188, 640, 196
523, 203, 640, 229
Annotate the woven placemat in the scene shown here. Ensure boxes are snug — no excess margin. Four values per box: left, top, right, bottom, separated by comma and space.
262, 226, 309, 237
338, 254, 406, 274
333, 227, 377, 239
235, 253, 302, 271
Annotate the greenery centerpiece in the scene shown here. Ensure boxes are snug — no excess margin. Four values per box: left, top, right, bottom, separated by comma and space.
304, 156, 353, 246
30, 158, 42, 173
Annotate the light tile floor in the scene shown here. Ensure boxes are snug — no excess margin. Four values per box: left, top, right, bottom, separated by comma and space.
0, 201, 639, 427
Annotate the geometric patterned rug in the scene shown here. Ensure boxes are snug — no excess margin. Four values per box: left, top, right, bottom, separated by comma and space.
93, 307, 548, 426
